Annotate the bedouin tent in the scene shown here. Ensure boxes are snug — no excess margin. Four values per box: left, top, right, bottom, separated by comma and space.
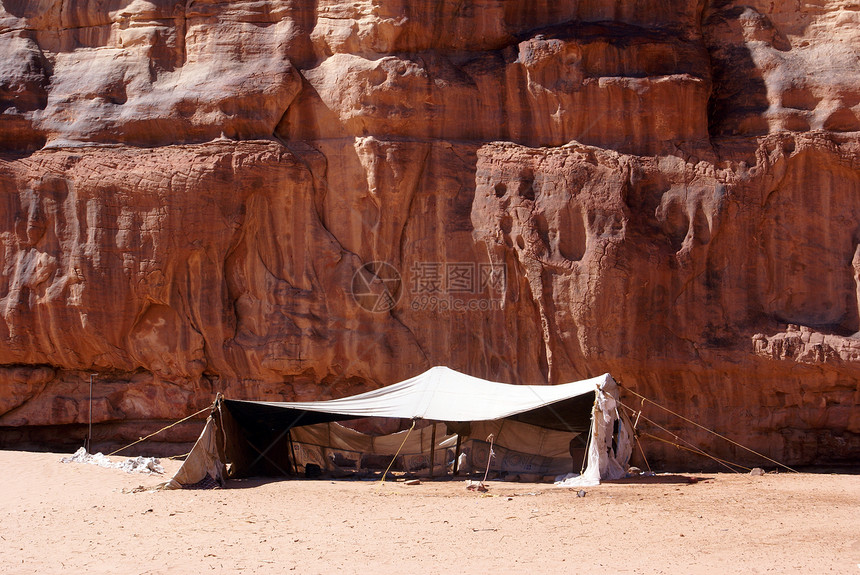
162, 366, 632, 489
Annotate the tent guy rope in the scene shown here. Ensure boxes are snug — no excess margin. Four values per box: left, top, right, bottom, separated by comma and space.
639, 431, 752, 472
619, 402, 745, 474
107, 405, 213, 457
618, 401, 653, 474
618, 386, 799, 473
379, 419, 417, 484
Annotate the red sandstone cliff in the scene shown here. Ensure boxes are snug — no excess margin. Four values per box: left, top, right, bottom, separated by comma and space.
0, 0, 858, 466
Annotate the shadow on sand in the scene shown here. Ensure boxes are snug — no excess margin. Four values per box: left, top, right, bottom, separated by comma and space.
602, 474, 714, 485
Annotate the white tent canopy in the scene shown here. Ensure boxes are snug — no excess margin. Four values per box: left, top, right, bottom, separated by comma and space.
239, 366, 612, 421
163, 367, 632, 488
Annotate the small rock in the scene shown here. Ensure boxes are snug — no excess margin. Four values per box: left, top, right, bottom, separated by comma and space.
577, 490, 586, 498
627, 466, 642, 475
749, 467, 765, 476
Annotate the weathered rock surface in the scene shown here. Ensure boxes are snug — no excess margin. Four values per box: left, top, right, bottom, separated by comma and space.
0, 0, 858, 465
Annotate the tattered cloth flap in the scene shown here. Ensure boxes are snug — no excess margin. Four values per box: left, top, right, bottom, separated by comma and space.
160, 416, 224, 490
555, 385, 633, 487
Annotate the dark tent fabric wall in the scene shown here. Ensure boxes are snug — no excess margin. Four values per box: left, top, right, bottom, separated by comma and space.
162, 367, 633, 488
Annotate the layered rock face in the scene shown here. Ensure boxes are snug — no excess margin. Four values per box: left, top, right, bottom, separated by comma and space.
1, 0, 858, 466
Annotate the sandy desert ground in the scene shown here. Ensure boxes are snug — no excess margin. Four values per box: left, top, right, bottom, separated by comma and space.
0, 449, 858, 574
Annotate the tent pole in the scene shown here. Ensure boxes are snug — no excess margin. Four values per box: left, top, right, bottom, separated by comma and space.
453, 435, 462, 476
429, 423, 436, 479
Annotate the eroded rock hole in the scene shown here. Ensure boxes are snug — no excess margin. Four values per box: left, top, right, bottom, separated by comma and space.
518, 168, 535, 201
534, 213, 550, 249
781, 86, 819, 111
661, 200, 689, 252
692, 208, 711, 245
783, 114, 810, 132
558, 205, 586, 261
824, 109, 860, 132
